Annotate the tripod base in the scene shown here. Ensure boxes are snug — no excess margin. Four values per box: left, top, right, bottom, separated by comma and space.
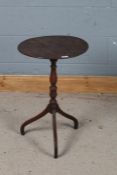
20, 100, 79, 158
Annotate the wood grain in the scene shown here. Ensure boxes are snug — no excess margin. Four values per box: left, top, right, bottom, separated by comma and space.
0, 75, 117, 93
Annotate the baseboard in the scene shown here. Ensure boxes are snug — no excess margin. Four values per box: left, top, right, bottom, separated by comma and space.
0, 75, 117, 93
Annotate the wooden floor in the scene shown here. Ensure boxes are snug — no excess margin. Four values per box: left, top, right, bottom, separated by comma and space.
0, 75, 117, 93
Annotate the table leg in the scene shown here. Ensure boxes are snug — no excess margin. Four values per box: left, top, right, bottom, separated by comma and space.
52, 110, 58, 158
57, 106, 79, 129
20, 106, 49, 135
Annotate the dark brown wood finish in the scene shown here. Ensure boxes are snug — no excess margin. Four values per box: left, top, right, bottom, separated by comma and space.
18, 35, 88, 158
18, 35, 88, 59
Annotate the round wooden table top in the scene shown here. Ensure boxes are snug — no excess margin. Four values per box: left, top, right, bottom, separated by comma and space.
18, 35, 88, 60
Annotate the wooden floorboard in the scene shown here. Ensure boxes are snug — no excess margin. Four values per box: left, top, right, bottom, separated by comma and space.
0, 75, 117, 93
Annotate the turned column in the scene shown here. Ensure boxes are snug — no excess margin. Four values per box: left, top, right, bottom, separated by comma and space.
49, 59, 58, 111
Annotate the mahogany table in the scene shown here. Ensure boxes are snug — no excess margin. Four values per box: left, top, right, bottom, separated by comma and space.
18, 35, 88, 158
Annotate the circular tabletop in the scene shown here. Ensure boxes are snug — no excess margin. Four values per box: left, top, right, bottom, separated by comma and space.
18, 35, 88, 60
